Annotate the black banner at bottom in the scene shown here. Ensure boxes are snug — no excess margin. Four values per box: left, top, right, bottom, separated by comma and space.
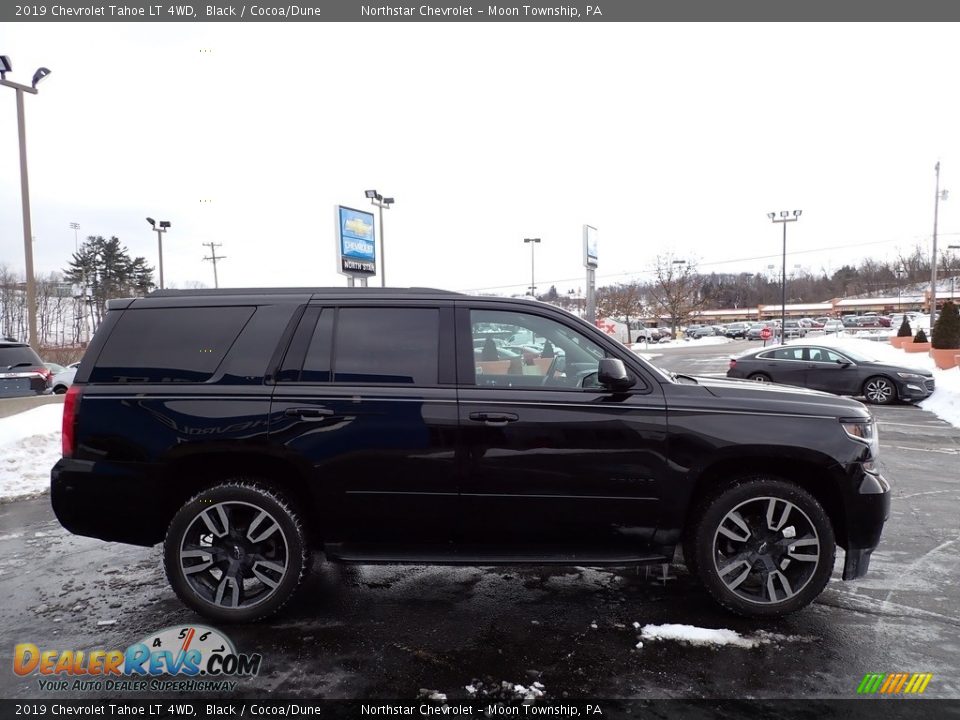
1, 699, 959, 720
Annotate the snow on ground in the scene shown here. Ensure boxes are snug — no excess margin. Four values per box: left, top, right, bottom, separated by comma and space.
630, 336, 731, 351
639, 623, 814, 649
0, 404, 62, 501
785, 335, 960, 429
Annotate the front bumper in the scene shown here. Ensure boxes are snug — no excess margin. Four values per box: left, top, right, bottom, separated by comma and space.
840, 468, 891, 580
898, 378, 935, 401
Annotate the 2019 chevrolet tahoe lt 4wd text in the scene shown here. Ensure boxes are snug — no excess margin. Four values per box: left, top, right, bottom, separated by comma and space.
51, 288, 890, 623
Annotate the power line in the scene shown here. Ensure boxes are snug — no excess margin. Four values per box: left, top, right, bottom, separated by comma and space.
460, 233, 960, 294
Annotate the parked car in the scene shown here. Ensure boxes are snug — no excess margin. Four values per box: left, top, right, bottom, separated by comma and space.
52, 288, 890, 622
727, 344, 934, 404
823, 320, 844, 334
853, 316, 883, 329
51, 362, 81, 394
814, 316, 833, 326
0, 341, 52, 397
746, 322, 779, 340
44, 362, 66, 375
723, 322, 750, 339
782, 320, 807, 338
689, 326, 717, 338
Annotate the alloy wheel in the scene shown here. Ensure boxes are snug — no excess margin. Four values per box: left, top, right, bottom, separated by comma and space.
178, 501, 290, 610
712, 496, 820, 605
864, 377, 895, 404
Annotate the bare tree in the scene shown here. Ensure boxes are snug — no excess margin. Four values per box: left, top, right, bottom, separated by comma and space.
648, 255, 705, 334
596, 282, 645, 342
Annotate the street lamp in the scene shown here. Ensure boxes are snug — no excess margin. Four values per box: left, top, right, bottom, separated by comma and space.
1, 54, 52, 348
524, 238, 541, 296
931, 162, 949, 325
365, 190, 394, 287
895, 266, 904, 313
768, 210, 802, 344
146, 217, 172, 289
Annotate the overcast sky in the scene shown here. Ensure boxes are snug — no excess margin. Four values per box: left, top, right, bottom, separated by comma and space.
1, 22, 958, 296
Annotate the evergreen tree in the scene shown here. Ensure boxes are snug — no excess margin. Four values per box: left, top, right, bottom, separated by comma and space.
931, 301, 960, 349
63, 236, 155, 324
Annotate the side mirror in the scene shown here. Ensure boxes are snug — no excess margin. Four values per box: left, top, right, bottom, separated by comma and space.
836, 359, 852, 368
598, 358, 635, 390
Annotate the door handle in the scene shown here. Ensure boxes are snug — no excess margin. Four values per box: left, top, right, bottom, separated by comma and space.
468, 412, 519, 426
284, 407, 335, 421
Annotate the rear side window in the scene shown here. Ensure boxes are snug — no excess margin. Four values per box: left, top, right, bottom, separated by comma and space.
90, 307, 254, 383
333, 308, 439, 385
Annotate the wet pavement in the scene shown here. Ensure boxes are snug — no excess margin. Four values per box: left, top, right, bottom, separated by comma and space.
1, 342, 958, 700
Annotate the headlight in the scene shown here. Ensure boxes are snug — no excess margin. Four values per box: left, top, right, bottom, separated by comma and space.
896, 372, 925, 380
840, 417, 879, 459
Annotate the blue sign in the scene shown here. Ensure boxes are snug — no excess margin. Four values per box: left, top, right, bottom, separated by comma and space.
337, 206, 376, 275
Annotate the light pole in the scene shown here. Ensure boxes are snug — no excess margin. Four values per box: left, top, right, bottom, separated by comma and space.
69, 222, 80, 253
931, 162, 949, 325
768, 210, 802, 344
146, 218, 171, 289
524, 238, 541, 297
1, 55, 51, 348
365, 190, 394, 287
895, 267, 904, 313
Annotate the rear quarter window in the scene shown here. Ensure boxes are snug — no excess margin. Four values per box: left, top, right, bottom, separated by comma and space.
89, 306, 254, 383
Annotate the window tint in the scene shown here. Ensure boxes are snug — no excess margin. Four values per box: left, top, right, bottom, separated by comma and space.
300, 309, 334, 383
0, 345, 42, 370
90, 307, 254, 383
333, 308, 439, 385
470, 309, 608, 390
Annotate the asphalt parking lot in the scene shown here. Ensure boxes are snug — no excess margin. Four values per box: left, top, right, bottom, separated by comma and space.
1, 341, 958, 700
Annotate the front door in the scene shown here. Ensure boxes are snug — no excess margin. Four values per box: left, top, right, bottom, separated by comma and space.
456, 304, 669, 556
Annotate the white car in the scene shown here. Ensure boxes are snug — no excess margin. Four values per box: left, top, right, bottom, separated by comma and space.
52, 362, 80, 394
822, 320, 844, 334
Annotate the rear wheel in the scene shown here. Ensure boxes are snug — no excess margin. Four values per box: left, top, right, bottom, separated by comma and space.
163, 481, 309, 623
686, 478, 835, 617
748, 372, 771, 382
863, 376, 896, 405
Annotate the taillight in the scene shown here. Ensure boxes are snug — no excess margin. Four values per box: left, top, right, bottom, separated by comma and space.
28, 367, 52, 382
62, 385, 82, 457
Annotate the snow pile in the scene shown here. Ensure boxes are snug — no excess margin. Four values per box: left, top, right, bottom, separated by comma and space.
639, 623, 813, 649
0, 404, 62, 501
786, 335, 960, 429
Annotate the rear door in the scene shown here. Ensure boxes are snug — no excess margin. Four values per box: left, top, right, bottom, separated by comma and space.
754, 346, 807, 386
455, 303, 669, 555
268, 301, 459, 549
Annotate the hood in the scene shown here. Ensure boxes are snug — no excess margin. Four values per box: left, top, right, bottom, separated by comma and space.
860, 360, 933, 377
673, 375, 872, 419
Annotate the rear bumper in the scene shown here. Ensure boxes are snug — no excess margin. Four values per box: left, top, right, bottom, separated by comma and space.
51, 458, 167, 547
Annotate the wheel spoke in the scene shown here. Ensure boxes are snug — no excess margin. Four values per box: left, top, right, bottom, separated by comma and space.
251, 560, 285, 589
717, 559, 753, 590
247, 510, 280, 544
766, 498, 793, 531
717, 510, 751, 542
201, 504, 230, 538
180, 549, 215, 575
786, 537, 819, 562
766, 570, 794, 601
214, 574, 241, 607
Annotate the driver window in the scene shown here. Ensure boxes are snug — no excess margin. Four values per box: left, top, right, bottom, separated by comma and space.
470, 309, 605, 390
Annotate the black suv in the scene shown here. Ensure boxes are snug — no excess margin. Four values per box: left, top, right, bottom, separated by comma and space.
51, 288, 890, 622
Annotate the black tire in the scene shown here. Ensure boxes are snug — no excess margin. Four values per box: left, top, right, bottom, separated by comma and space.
685, 477, 835, 618
163, 481, 309, 623
53, 385, 67, 394
862, 375, 897, 405
748, 372, 772, 383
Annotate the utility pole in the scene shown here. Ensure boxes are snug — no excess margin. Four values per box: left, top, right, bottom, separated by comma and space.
768, 210, 802, 344
202, 242, 226, 289
146, 217, 171, 289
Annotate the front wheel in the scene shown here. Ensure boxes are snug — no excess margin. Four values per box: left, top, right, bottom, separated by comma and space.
748, 372, 771, 382
163, 481, 309, 623
686, 478, 836, 617
863, 376, 896, 405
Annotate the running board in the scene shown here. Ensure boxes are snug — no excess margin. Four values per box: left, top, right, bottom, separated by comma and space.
324, 543, 670, 566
